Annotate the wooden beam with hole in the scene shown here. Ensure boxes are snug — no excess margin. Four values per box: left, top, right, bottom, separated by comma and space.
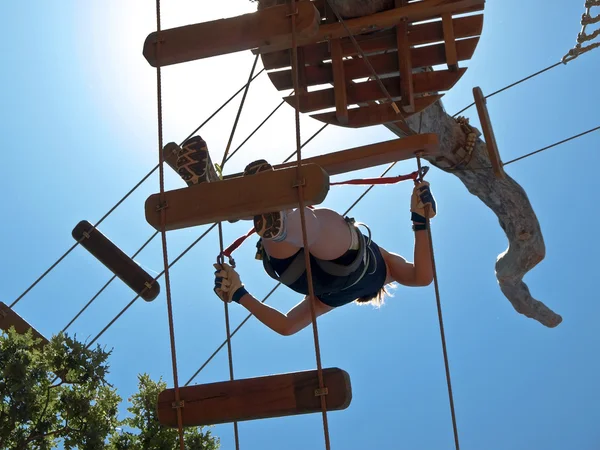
0, 302, 49, 348
157, 368, 352, 427
261, 13, 484, 70
268, 37, 478, 91
396, 0, 414, 112
255, 0, 485, 55
311, 95, 443, 127
442, 13, 459, 70
473, 87, 505, 179
145, 164, 330, 231
285, 68, 465, 113
72, 221, 160, 302
142, 2, 321, 67
330, 39, 349, 124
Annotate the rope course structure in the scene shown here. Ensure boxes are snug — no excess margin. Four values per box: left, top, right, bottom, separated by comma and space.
1, 1, 599, 450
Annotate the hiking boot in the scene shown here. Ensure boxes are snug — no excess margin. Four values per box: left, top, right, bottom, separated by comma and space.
243, 159, 287, 241
167, 136, 220, 186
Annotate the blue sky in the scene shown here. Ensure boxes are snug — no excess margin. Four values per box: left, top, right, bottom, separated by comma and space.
1, 1, 599, 449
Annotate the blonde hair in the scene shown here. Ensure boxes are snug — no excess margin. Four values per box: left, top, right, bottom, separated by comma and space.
355, 283, 396, 308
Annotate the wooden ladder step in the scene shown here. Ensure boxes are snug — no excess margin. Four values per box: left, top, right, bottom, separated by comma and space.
157, 368, 352, 427
310, 95, 443, 128
473, 87, 506, 179
72, 221, 161, 302
0, 302, 49, 348
145, 164, 330, 231
285, 68, 466, 113
143, 2, 321, 67
268, 38, 479, 91
261, 13, 483, 70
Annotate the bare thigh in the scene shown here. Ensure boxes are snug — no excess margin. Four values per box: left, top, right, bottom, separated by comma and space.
262, 207, 352, 260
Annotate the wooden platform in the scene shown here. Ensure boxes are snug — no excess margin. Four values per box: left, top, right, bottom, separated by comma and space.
72, 221, 161, 302
145, 163, 330, 231
0, 302, 49, 348
157, 368, 352, 427
143, 2, 321, 67
473, 87, 505, 179
258, 0, 486, 128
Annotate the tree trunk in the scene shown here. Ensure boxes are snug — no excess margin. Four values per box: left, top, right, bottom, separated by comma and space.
386, 101, 562, 328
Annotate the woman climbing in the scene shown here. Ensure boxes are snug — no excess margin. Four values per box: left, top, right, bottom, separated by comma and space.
167, 135, 436, 336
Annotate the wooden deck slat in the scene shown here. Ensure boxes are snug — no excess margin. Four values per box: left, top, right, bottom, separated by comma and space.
285, 68, 465, 112
473, 87, 506, 179
143, 2, 320, 67
255, 0, 484, 55
310, 95, 442, 127
269, 37, 477, 91
145, 164, 330, 231
157, 368, 352, 427
260, 13, 483, 70
72, 221, 161, 302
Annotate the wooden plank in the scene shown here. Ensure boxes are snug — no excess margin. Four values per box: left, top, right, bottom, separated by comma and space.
268, 37, 479, 90
285, 68, 466, 113
72, 220, 161, 302
255, 0, 485, 55
310, 94, 443, 128
157, 368, 352, 427
260, 13, 483, 70
0, 302, 49, 347
273, 133, 440, 175
473, 87, 505, 179
145, 164, 330, 231
442, 13, 459, 70
396, 0, 414, 112
330, 39, 349, 124
143, 2, 321, 67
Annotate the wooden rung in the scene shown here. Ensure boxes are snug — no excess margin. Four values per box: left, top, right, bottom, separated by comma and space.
145, 164, 330, 231
255, 0, 485, 55
285, 69, 466, 113
157, 368, 352, 427
268, 38, 478, 91
143, 2, 321, 67
473, 87, 505, 179
310, 95, 443, 128
0, 302, 49, 347
72, 221, 160, 302
261, 13, 484, 70
274, 133, 440, 175
330, 38, 349, 124
442, 13, 459, 70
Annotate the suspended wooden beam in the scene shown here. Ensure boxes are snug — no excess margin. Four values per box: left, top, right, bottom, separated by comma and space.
143, 2, 321, 67
255, 0, 485, 55
285, 69, 466, 113
72, 221, 160, 302
396, 0, 414, 113
442, 13, 459, 71
473, 87, 505, 179
268, 38, 478, 90
145, 164, 330, 231
0, 302, 49, 348
310, 95, 443, 128
261, 13, 484, 70
157, 368, 352, 427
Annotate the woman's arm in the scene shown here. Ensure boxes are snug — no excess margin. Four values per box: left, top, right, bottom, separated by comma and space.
380, 228, 433, 287
238, 293, 334, 336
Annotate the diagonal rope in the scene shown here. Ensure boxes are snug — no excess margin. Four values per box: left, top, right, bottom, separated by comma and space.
153, 2, 185, 447
416, 154, 460, 450
9, 69, 265, 311
289, 3, 331, 449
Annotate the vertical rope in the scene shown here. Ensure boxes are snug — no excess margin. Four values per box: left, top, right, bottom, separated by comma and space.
415, 155, 460, 450
154, 1, 185, 448
289, 1, 331, 449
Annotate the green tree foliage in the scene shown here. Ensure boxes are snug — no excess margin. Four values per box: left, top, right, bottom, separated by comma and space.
108, 374, 220, 450
0, 328, 219, 449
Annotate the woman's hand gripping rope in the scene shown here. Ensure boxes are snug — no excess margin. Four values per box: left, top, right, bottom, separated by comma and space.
410, 167, 437, 231
214, 262, 248, 304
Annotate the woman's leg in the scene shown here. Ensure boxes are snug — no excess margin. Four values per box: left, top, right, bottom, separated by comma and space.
262, 207, 354, 260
